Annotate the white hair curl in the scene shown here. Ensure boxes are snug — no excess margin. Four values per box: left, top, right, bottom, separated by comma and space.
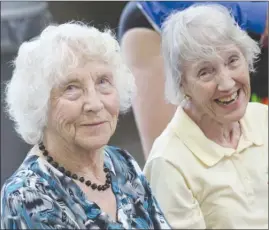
161, 4, 261, 105
5, 21, 136, 145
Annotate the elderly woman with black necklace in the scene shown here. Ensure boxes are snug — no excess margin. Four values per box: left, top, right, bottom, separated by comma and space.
1, 22, 170, 229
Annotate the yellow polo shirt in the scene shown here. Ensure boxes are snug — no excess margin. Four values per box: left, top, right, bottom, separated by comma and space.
144, 102, 268, 229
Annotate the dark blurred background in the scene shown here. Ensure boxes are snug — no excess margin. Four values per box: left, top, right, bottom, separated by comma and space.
1, 1, 268, 187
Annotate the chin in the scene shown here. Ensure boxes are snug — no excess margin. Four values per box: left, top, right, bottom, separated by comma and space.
214, 88, 249, 123
76, 136, 110, 151
221, 102, 248, 123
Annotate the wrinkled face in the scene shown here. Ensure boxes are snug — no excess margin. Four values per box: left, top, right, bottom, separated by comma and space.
182, 45, 250, 124
47, 60, 120, 151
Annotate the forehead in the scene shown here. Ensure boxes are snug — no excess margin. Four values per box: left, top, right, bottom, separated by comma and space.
67, 60, 113, 79
183, 44, 243, 69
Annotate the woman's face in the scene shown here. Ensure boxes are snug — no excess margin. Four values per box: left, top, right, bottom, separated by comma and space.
182, 44, 250, 124
47, 60, 120, 151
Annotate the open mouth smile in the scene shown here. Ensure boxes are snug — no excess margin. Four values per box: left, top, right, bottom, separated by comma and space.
214, 89, 240, 105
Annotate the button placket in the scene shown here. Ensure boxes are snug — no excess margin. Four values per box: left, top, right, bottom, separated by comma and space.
232, 158, 254, 202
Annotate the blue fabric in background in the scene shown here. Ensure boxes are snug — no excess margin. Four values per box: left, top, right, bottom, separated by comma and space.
137, 1, 268, 34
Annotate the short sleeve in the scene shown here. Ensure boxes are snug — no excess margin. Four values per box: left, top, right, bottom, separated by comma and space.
144, 157, 206, 229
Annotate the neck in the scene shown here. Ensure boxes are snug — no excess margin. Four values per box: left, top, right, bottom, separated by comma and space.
183, 102, 241, 149
40, 131, 105, 180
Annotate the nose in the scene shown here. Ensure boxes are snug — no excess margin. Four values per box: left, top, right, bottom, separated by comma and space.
216, 68, 235, 91
83, 88, 104, 113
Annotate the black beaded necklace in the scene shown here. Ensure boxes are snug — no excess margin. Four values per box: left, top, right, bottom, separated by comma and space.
38, 143, 111, 191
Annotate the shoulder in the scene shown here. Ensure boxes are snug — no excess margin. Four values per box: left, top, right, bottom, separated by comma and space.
144, 122, 195, 182
1, 155, 42, 199
245, 102, 268, 126
1, 157, 79, 229
246, 102, 268, 116
146, 125, 190, 167
105, 145, 137, 163
1, 160, 48, 197
1, 154, 56, 212
1, 166, 49, 219
105, 145, 143, 175
105, 146, 153, 199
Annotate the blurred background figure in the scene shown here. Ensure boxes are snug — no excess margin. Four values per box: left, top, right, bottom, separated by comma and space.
1, 1, 52, 53
1, 1, 53, 186
119, 1, 268, 158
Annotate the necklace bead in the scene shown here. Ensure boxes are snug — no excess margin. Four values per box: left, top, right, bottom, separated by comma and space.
65, 171, 71, 177
72, 174, 78, 180
38, 142, 111, 192
51, 162, 59, 168
47, 156, 53, 162
43, 150, 48, 156
91, 183, 97, 190
58, 167, 65, 173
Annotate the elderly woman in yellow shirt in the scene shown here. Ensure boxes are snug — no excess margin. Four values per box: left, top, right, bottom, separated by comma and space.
144, 4, 268, 229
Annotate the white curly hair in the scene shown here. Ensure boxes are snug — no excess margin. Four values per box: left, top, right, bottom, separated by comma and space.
5, 21, 136, 145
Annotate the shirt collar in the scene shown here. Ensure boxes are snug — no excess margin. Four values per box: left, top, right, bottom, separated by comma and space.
169, 105, 263, 167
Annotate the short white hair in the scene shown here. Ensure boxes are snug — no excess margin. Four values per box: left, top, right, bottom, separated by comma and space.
5, 21, 136, 145
162, 4, 261, 105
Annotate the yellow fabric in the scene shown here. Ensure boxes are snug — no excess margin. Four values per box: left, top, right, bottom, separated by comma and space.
144, 102, 268, 229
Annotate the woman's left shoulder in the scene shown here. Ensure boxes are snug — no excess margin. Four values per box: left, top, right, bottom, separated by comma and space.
106, 145, 133, 159
246, 102, 268, 120
105, 146, 143, 175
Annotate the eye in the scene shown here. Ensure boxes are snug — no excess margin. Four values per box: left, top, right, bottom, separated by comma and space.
199, 69, 208, 77
100, 78, 109, 84
97, 76, 112, 86
228, 55, 239, 65
197, 66, 215, 82
66, 84, 79, 91
198, 67, 214, 77
63, 84, 82, 100
96, 75, 114, 94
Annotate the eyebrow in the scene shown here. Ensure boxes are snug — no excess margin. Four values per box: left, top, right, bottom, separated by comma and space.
60, 77, 82, 87
95, 71, 114, 82
195, 50, 240, 65
95, 70, 113, 77
225, 50, 240, 56
193, 61, 212, 69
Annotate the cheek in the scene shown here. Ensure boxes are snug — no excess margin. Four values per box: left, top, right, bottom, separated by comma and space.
233, 64, 250, 85
238, 72, 250, 86
190, 81, 216, 101
50, 100, 82, 130
103, 94, 120, 128
104, 93, 120, 116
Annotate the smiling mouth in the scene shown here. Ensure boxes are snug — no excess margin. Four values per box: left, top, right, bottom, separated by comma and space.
81, 121, 106, 126
214, 89, 240, 105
